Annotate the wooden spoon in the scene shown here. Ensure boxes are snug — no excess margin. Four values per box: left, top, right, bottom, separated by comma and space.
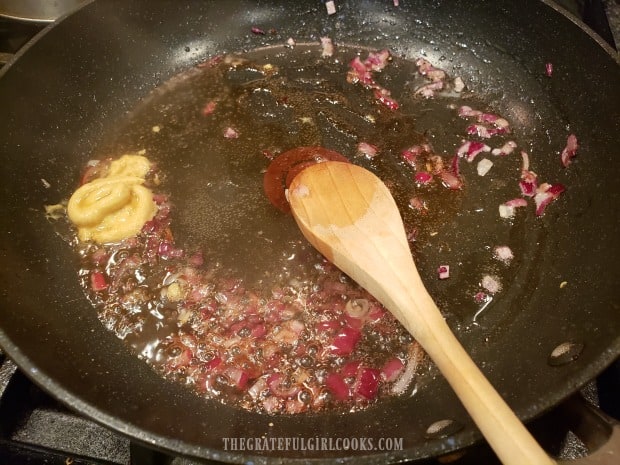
287, 160, 556, 465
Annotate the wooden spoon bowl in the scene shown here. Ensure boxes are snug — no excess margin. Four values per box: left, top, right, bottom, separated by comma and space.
288, 160, 556, 465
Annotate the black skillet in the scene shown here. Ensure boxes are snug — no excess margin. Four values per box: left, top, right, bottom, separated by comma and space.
0, 0, 619, 463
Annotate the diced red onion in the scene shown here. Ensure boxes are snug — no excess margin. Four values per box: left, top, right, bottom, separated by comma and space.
409, 196, 427, 212
391, 345, 421, 395
248, 376, 268, 399
158, 241, 184, 260
493, 245, 514, 264
365, 49, 391, 72
458, 105, 482, 118
520, 151, 530, 171
499, 198, 528, 218
499, 206, 515, 218
492, 140, 517, 156
546, 62, 553, 77
225, 367, 250, 390
438, 265, 450, 280
341, 360, 361, 378
381, 358, 405, 382
355, 368, 381, 400
90, 271, 108, 292
415, 58, 446, 82
188, 251, 204, 267
466, 124, 491, 138
325, 0, 336, 15
477, 158, 493, 176
457, 140, 491, 162
560, 134, 579, 167
262, 396, 282, 413
201, 100, 217, 116
373, 88, 400, 110
505, 198, 529, 207
401, 144, 429, 167
251, 27, 265, 35
347, 57, 374, 86
325, 372, 349, 401
450, 153, 461, 176
534, 183, 565, 216
267, 373, 300, 398
328, 327, 361, 356
345, 298, 370, 319
320, 37, 334, 57
357, 142, 378, 158
453, 76, 465, 92
439, 169, 463, 190
223, 127, 239, 139
414, 81, 444, 98
520, 152, 538, 196
316, 320, 340, 333
481, 274, 502, 294
474, 291, 489, 304
414, 171, 433, 184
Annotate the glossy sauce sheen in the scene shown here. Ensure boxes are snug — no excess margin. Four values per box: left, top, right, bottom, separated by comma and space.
71, 44, 485, 414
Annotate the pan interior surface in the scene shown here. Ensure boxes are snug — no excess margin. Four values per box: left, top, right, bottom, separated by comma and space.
0, 0, 618, 463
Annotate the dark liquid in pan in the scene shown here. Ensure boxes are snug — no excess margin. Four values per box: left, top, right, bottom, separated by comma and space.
71, 44, 527, 413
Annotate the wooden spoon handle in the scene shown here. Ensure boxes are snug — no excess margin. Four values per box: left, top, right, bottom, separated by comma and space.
288, 161, 556, 465
408, 298, 557, 465
339, 222, 556, 465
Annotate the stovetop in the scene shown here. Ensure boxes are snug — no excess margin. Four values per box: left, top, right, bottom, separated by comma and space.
1, 347, 618, 465
0, 1, 618, 464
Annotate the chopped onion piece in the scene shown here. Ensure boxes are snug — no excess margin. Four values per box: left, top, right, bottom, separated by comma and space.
546, 62, 553, 77
201, 100, 217, 116
414, 171, 433, 184
481, 274, 502, 294
320, 37, 334, 57
90, 271, 108, 292
499, 204, 515, 219
476, 158, 493, 176
365, 49, 391, 72
373, 88, 400, 110
457, 140, 491, 162
357, 142, 378, 158
414, 81, 444, 98
438, 265, 450, 280
492, 140, 517, 156
458, 105, 483, 118
223, 127, 239, 139
381, 358, 405, 382
325, 0, 336, 15
499, 198, 527, 218
560, 134, 579, 167
391, 344, 422, 395
439, 170, 463, 190
453, 76, 465, 92
493, 245, 514, 264
534, 183, 565, 216
409, 196, 427, 212
355, 368, 381, 399
325, 373, 349, 400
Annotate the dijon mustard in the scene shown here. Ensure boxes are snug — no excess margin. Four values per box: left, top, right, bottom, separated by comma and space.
67, 154, 157, 244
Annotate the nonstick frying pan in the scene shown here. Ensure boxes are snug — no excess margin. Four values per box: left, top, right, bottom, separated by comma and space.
0, 0, 619, 463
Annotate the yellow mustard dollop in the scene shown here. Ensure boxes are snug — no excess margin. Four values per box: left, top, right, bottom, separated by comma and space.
67, 154, 157, 244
